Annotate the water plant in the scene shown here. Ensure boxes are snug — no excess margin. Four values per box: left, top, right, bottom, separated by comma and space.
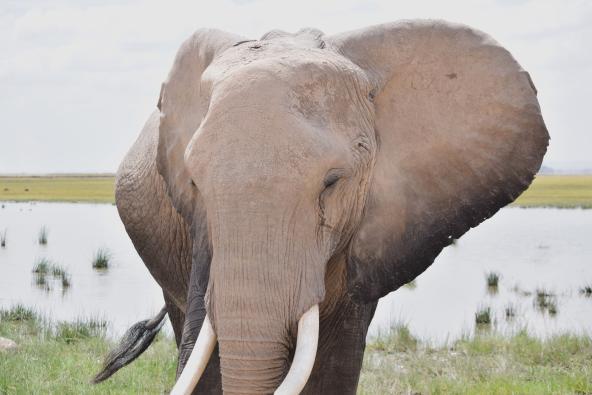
35, 273, 48, 286
505, 304, 516, 320
580, 284, 592, 297
50, 265, 66, 277
486, 272, 500, 291
0, 228, 6, 247
38, 226, 48, 245
32, 258, 71, 291
32, 257, 52, 275
61, 274, 71, 288
535, 288, 558, 316
475, 306, 492, 325
92, 248, 111, 270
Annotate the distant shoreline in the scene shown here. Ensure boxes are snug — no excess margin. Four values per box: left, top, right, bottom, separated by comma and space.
0, 173, 115, 178
0, 176, 115, 204
1, 174, 591, 208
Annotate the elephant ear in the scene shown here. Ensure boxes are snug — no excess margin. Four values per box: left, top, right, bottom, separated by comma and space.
157, 29, 244, 224
331, 20, 549, 302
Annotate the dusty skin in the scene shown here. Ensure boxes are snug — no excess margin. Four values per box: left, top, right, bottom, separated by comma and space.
95, 20, 548, 394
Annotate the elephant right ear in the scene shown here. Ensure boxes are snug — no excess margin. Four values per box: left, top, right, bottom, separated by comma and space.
330, 20, 549, 302
157, 29, 244, 224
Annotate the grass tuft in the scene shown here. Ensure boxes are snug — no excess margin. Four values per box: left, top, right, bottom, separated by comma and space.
475, 306, 492, 325
37, 226, 48, 245
0, 304, 37, 322
368, 322, 418, 353
54, 318, 108, 344
92, 248, 111, 270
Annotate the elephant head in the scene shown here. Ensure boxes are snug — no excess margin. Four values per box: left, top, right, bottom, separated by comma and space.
157, 21, 548, 394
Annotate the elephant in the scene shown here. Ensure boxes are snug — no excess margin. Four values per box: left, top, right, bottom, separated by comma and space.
93, 19, 548, 394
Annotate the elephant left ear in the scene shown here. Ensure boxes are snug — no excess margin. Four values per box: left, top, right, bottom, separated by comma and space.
157, 29, 245, 225
329, 20, 549, 302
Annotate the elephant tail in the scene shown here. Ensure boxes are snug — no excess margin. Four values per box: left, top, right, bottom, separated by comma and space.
92, 305, 168, 384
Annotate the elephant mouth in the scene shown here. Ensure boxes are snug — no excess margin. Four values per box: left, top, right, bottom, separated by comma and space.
170, 304, 320, 395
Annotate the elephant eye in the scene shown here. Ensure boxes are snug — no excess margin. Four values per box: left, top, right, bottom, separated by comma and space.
323, 170, 342, 190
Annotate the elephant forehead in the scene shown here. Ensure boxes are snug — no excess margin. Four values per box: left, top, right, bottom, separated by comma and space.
205, 40, 369, 101
201, 46, 373, 145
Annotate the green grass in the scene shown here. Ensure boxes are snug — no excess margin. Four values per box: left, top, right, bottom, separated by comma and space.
1, 311, 591, 394
359, 327, 592, 395
0, 176, 115, 204
54, 319, 108, 345
0, 174, 591, 208
92, 248, 111, 270
368, 323, 418, 353
0, 308, 176, 394
512, 175, 592, 208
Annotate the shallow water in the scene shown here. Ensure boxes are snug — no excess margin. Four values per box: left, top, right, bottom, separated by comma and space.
0, 202, 591, 343
369, 207, 592, 344
0, 202, 164, 337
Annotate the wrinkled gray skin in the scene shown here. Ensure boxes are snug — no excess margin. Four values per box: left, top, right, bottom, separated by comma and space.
114, 20, 548, 394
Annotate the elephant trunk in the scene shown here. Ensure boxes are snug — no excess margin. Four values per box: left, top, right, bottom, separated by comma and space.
217, 338, 289, 394
196, 210, 326, 393
216, 305, 320, 395
206, 244, 324, 392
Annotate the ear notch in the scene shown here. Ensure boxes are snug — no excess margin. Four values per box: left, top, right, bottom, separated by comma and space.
329, 20, 549, 302
157, 29, 244, 225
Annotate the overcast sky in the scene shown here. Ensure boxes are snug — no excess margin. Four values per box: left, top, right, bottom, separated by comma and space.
1, 0, 590, 173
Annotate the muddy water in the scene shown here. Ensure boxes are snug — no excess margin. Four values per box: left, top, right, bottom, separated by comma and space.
0, 203, 591, 343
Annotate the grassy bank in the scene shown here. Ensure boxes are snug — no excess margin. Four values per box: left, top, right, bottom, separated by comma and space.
359, 324, 592, 394
1, 174, 591, 208
512, 175, 592, 208
0, 306, 175, 394
1, 307, 591, 394
0, 176, 115, 204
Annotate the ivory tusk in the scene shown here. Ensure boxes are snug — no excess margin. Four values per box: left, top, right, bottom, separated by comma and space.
274, 304, 319, 395
170, 315, 217, 395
